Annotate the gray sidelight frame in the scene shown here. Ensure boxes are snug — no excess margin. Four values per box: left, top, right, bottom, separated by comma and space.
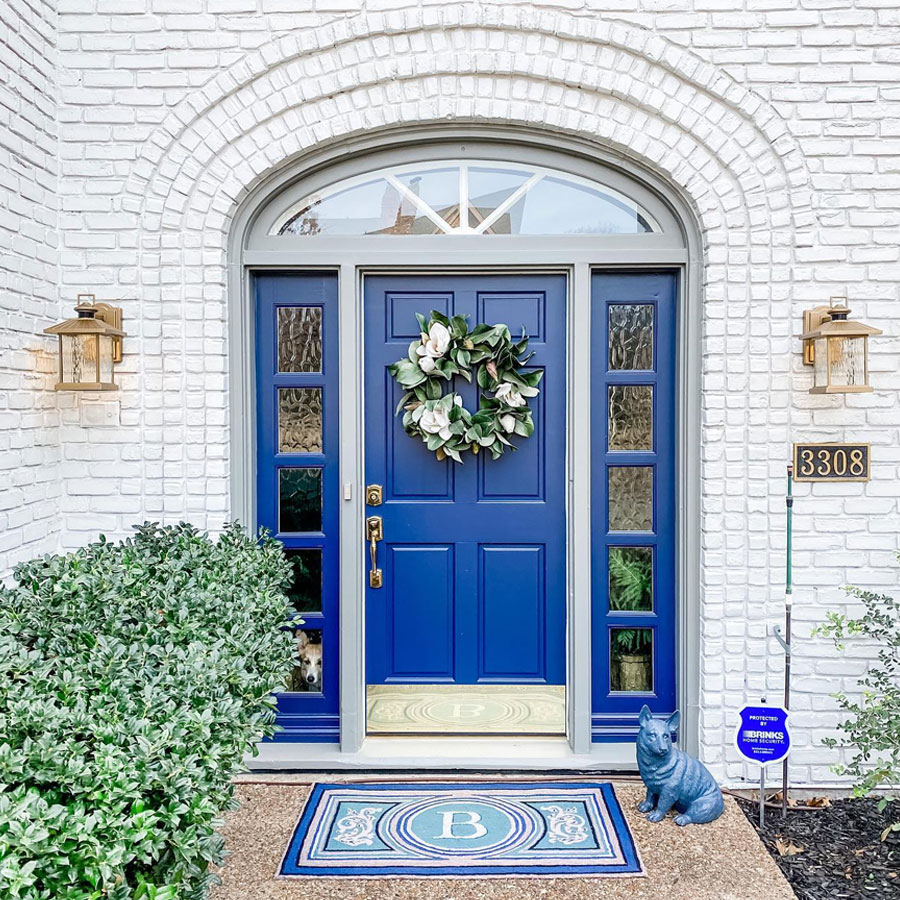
227, 126, 702, 768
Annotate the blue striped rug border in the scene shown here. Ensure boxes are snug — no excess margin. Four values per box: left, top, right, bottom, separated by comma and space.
278, 781, 644, 879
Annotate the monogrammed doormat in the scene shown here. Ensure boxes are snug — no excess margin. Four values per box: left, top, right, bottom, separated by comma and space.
278, 782, 644, 878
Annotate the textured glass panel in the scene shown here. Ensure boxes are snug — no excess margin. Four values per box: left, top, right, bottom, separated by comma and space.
608, 385, 653, 451
279, 468, 322, 533
98, 335, 115, 384
501, 176, 652, 235
278, 388, 322, 453
284, 549, 322, 614
609, 305, 654, 370
827, 335, 866, 387
277, 307, 322, 373
813, 337, 828, 388
609, 547, 653, 612
611, 628, 653, 692
288, 628, 323, 693
609, 466, 653, 531
61, 334, 97, 384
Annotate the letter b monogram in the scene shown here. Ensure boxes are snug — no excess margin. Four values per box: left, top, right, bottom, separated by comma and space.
437, 810, 487, 840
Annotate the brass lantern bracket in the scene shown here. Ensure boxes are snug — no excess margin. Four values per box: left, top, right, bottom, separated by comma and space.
801, 303, 835, 367
78, 294, 124, 363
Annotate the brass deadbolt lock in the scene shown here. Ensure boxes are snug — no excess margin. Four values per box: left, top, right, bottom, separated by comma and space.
366, 484, 383, 506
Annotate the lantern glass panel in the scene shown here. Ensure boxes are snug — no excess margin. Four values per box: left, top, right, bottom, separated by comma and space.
813, 337, 829, 388
828, 335, 866, 388
98, 335, 115, 384
61, 334, 98, 384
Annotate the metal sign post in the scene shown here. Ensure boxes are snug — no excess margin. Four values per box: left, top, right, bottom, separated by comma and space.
759, 764, 766, 830
773, 464, 794, 817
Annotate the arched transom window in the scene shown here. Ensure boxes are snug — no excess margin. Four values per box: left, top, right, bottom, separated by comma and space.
270, 160, 660, 237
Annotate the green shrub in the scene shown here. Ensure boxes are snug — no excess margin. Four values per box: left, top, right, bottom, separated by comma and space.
0, 522, 297, 900
815, 571, 899, 829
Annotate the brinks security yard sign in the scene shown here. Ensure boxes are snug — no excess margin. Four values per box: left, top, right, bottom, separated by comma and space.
735, 705, 792, 828
736, 706, 792, 766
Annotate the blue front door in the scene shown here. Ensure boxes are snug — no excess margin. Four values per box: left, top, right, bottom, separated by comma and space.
364, 274, 567, 688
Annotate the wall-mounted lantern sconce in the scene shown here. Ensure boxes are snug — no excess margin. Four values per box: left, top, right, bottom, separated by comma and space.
43, 294, 125, 391
800, 298, 881, 394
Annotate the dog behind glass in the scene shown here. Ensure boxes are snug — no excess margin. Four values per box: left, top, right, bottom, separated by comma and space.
294, 630, 323, 692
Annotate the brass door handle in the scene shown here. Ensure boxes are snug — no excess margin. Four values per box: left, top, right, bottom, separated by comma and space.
366, 516, 383, 588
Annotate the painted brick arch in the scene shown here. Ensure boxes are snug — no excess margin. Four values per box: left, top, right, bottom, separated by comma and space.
96, 5, 819, 782
123, 6, 814, 252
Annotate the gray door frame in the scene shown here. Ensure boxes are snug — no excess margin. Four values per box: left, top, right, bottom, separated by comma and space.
227, 127, 702, 767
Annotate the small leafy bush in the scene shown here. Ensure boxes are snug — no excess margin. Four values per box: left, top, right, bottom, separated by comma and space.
0, 522, 296, 900
815, 568, 900, 829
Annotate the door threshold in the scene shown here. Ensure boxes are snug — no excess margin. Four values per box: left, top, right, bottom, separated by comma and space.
247, 736, 637, 771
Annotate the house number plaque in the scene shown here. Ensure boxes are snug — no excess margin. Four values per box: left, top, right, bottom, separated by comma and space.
792, 443, 870, 482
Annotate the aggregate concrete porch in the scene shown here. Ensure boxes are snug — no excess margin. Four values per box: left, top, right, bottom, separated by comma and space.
211, 777, 794, 900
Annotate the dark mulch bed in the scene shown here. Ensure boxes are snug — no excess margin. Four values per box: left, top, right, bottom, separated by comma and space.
738, 796, 899, 899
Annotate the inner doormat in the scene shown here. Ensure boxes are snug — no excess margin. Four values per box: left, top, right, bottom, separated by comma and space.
278, 781, 644, 878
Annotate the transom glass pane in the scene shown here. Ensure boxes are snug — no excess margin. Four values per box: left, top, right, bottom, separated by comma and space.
468, 166, 532, 231
608, 385, 653, 450
279, 468, 322, 533
278, 388, 323, 453
396, 167, 460, 231
609, 304, 654, 370
501, 176, 651, 235
272, 161, 659, 237
277, 307, 322, 372
609, 466, 653, 531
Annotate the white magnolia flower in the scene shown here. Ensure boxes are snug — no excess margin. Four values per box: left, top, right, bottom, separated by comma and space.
419, 406, 452, 441
418, 355, 436, 373
499, 413, 517, 433
495, 382, 526, 407
416, 321, 451, 360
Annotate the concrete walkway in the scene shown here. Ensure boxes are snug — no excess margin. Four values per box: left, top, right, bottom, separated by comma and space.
211, 779, 795, 900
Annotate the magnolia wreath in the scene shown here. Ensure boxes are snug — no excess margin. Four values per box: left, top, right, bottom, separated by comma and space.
387, 311, 542, 463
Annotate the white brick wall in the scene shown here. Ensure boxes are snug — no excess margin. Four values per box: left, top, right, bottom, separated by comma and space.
0, 0, 61, 577
2, 1, 899, 786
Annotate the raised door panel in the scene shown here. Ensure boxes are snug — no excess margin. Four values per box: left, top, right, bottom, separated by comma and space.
479, 545, 546, 680
384, 545, 455, 680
